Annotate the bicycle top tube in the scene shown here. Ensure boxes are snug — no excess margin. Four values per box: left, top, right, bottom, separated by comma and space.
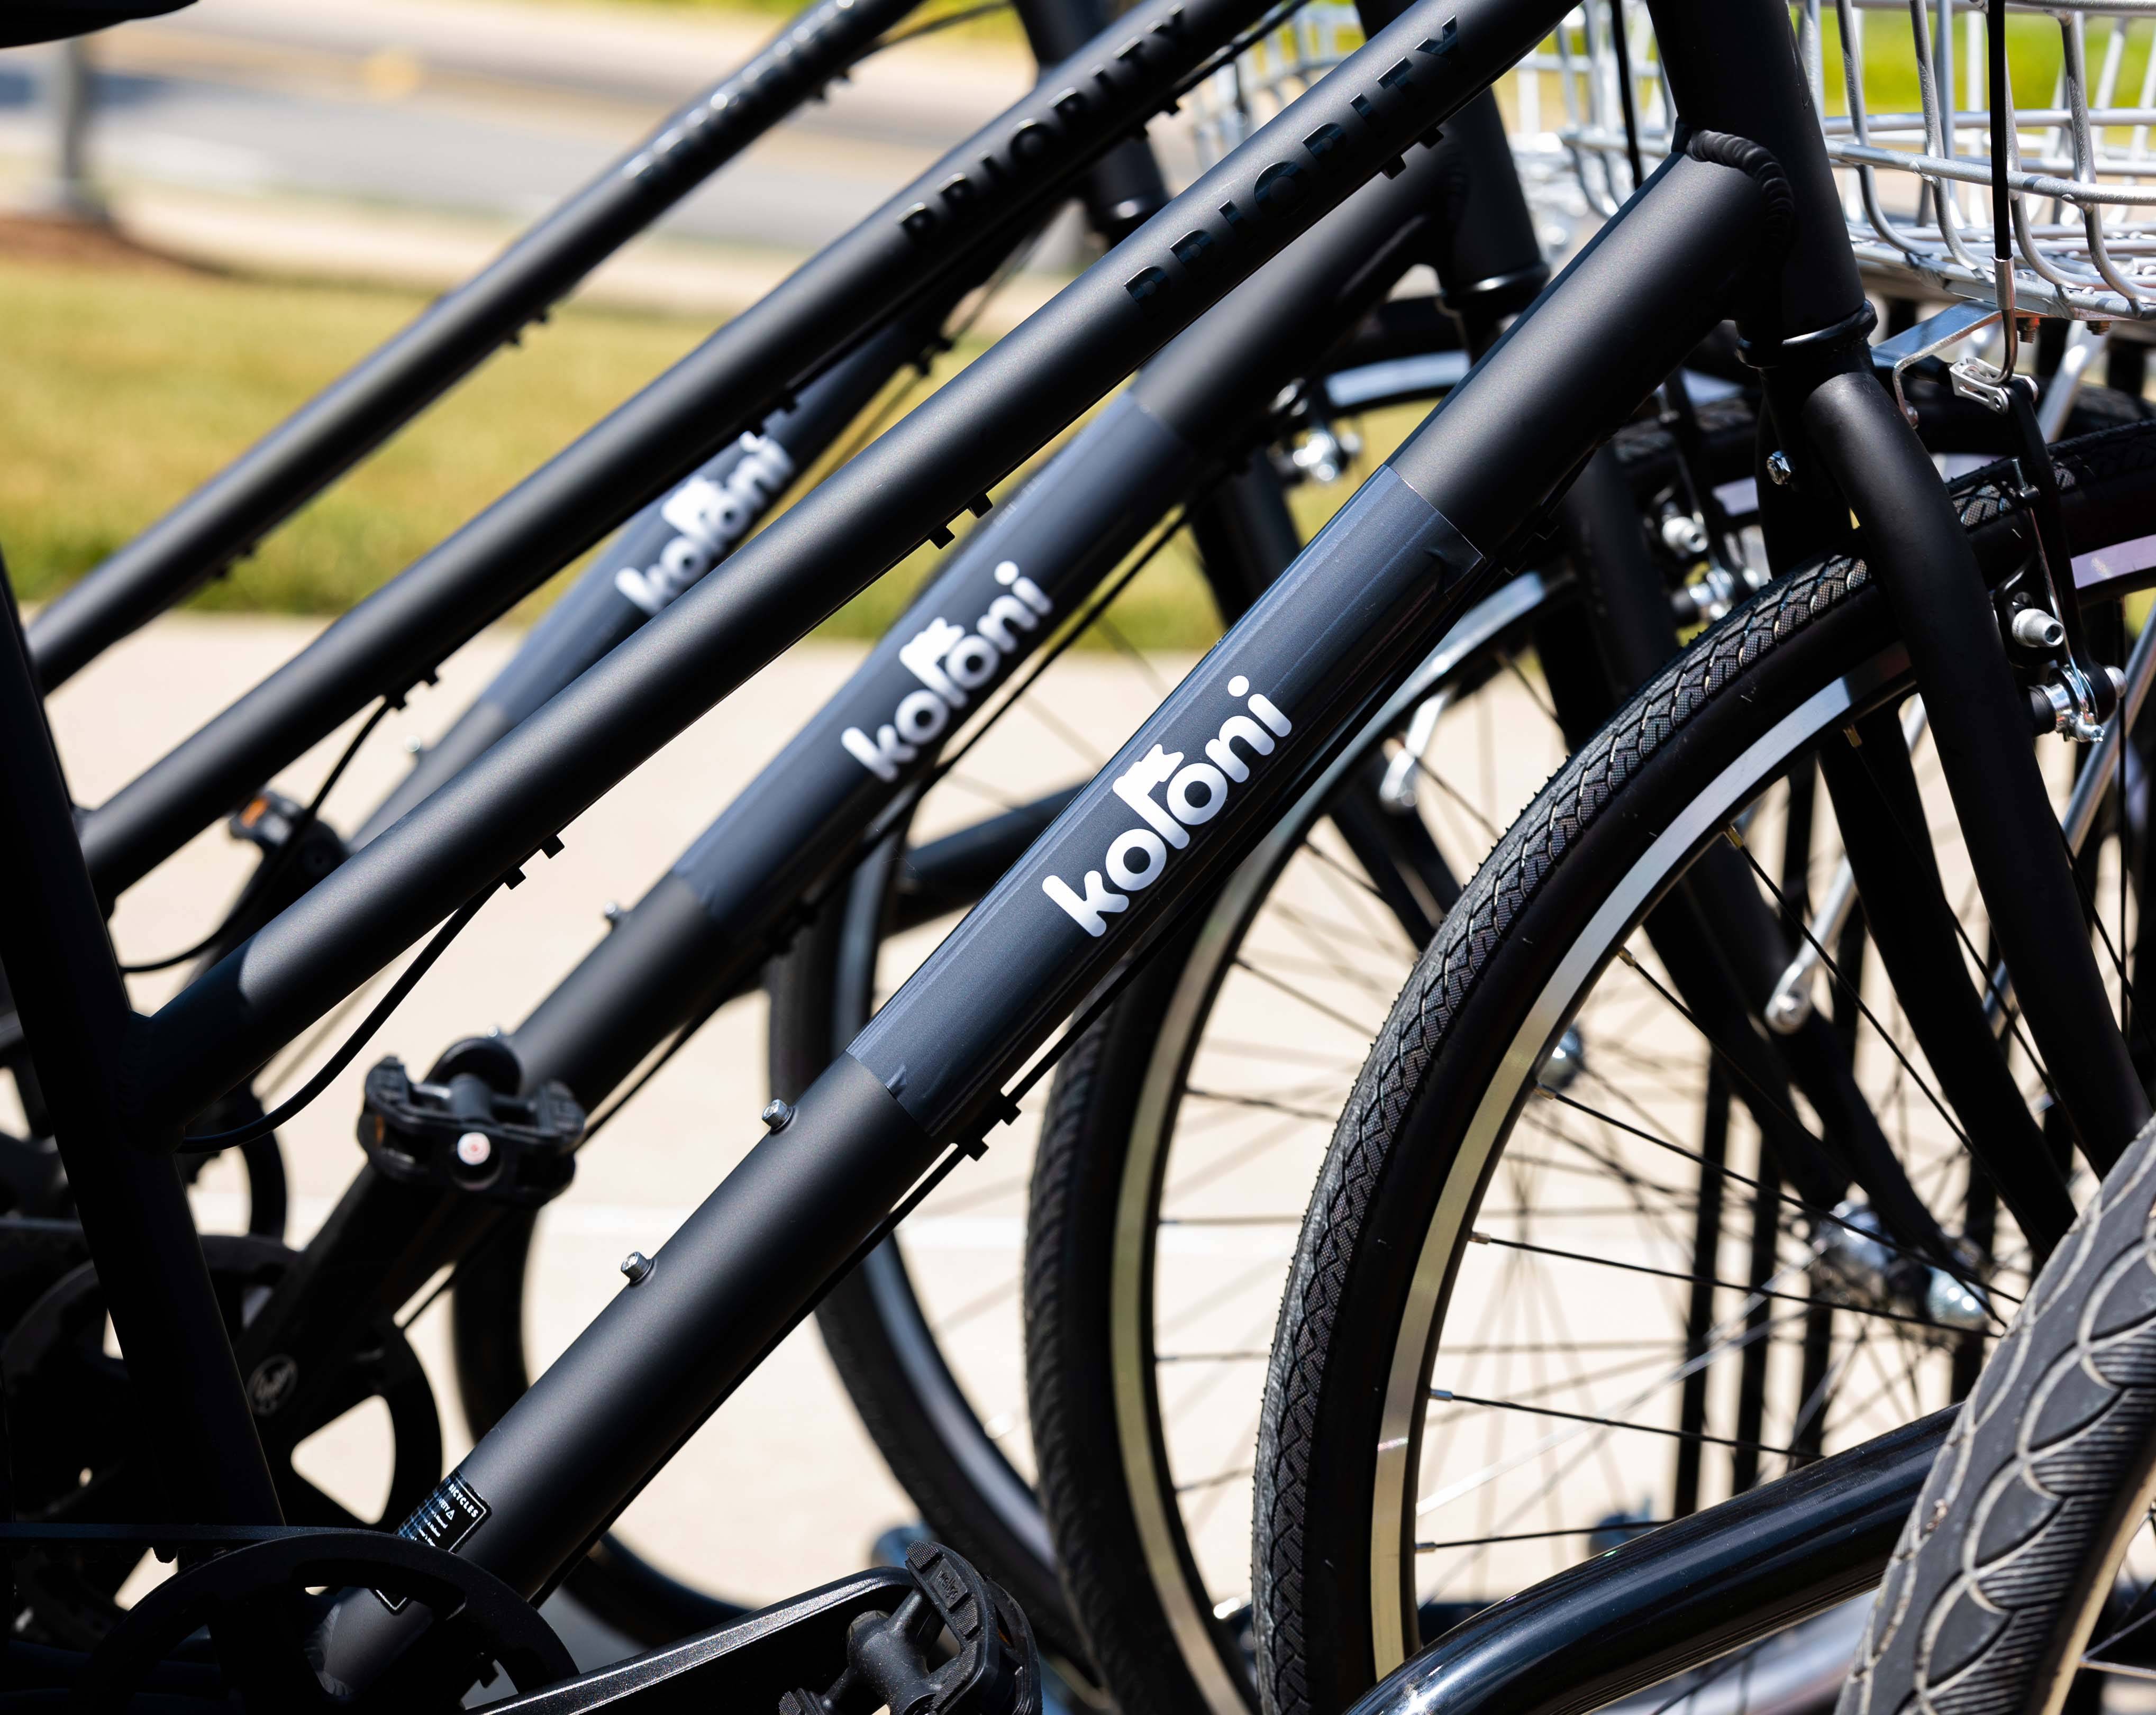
69, 0, 1260, 911
24, 0, 927, 694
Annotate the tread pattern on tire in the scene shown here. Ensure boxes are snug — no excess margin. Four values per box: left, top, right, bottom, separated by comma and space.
1838, 1114, 2156, 1715
1024, 1025, 1150, 1686
1253, 419, 2156, 1715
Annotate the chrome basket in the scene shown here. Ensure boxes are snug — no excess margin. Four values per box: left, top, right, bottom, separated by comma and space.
1540, 0, 2156, 323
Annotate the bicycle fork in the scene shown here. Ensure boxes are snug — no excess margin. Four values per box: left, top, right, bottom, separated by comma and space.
1643, 0, 2150, 1166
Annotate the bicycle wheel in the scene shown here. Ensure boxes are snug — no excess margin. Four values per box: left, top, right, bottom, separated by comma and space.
1252, 418, 2156, 1715
1021, 565, 1582, 1715
1014, 380, 2153, 1715
1837, 1109, 2156, 1715
764, 386, 1780, 1672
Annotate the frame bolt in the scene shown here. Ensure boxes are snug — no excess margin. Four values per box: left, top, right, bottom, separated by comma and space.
2011, 608, 2067, 652
620, 1251, 654, 1286
454, 1132, 493, 1168
761, 1099, 794, 1132
1765, 451, 1794, 487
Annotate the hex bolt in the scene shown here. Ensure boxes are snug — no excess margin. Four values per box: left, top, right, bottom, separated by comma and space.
620, 1251, 654, 1286
1765, 451, 1794, 487
454, 1132, 493, 1168
761, 1099, 795, 1132
2011, 608, 2068, 652
1659, 512, 1708, 558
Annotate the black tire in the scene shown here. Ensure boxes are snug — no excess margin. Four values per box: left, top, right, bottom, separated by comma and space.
1837, 1110, 2156, 1715
763, 407, 1763, 1682
1253, 419, 2156, 1715
1021, 565, 1578, 1715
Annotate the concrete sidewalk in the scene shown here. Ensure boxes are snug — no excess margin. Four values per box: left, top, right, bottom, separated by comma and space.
34, 609, 1178, 1634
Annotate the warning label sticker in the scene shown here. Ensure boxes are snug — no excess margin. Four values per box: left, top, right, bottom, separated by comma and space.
377, 1471, 492, 1611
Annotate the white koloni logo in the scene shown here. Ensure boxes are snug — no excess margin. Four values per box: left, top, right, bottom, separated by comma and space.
614, 433, 796, 617
1043, 675, 1292, 937
840, 562, 1054, 783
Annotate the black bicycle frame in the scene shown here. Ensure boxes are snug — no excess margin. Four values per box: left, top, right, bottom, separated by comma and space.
210, 98, 1542, 1443
24, 0, 928, 694
67, 0, 1272, 907
4, 0, 2140, 1691
348, 300, 960, 851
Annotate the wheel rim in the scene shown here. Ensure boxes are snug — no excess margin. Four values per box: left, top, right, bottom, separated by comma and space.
1364, 635, 2089, 1678
1106, 571, 1580, 1714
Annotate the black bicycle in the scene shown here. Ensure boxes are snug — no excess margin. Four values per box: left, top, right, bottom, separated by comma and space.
6, 0, 2155, 1703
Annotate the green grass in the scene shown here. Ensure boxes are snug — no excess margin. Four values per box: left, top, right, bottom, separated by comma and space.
1813, 10, 2090, 124
0, 257, 716, 620
1, 253, 1396, 653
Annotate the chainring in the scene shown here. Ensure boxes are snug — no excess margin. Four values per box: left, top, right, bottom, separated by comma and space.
3, 1233, 440, 1647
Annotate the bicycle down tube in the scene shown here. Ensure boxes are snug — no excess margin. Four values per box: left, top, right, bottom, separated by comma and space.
297, 67, 1769, 1698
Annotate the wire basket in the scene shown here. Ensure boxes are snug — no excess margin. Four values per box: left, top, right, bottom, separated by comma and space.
1184, 4, 1591, 242
1187, 2, 1365, 166
1542, 0, 2156, 323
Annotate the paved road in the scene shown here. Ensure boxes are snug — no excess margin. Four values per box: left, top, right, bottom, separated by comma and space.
0, 0, 1100, 259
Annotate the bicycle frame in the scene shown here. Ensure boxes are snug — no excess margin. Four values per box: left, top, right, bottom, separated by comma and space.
210, 98, 1543, 1550
1, 0, 2142, 1693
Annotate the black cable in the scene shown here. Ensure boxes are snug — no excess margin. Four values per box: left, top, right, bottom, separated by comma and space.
180, 882, 500, 1150
863, 0, 1012, 54
1607, 0, 1646, 196
120, 699, 395, 975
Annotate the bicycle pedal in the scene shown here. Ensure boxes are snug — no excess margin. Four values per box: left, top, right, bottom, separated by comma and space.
359, 1058, 584, 1205
778, 1540, 1040, 1715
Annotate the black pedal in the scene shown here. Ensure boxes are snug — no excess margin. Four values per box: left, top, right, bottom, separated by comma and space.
359, 1060, 583, 1205
779, 1541, 1040, 1715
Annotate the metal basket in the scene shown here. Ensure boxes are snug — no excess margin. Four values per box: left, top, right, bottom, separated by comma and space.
1187, 2, 1366, 166
1184, 5, 1592, 242
1542, 0, 2156, 323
